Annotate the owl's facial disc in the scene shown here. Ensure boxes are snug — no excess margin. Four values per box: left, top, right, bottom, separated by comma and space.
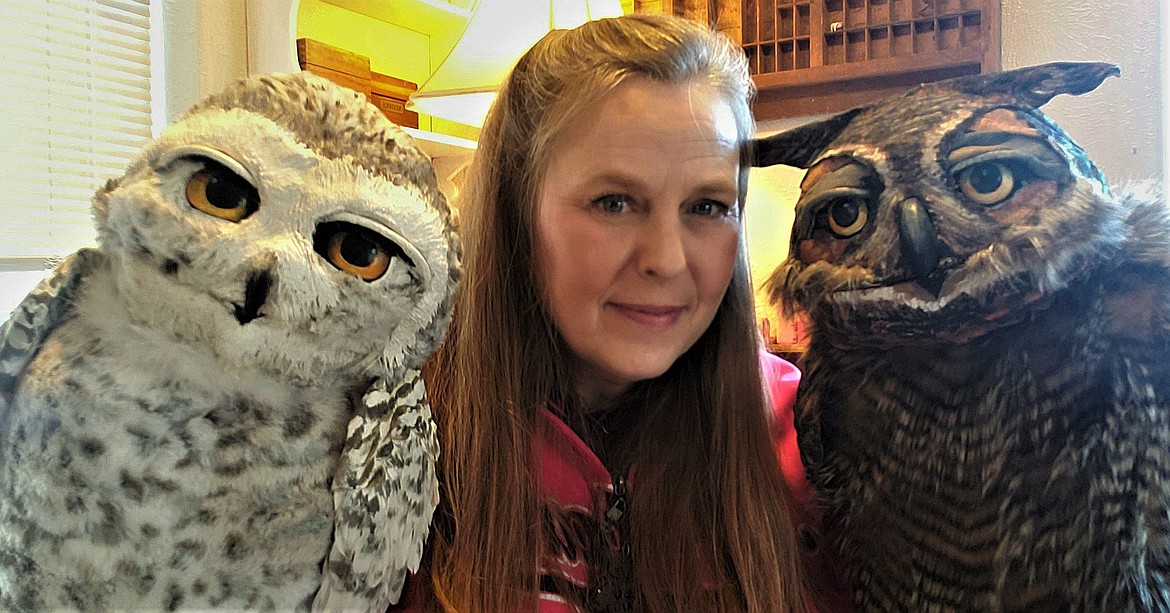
780, 107, 1083, 340
166, 150, 274, 325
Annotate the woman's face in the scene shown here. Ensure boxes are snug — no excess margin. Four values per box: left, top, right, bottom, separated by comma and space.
535, 76, 742, 409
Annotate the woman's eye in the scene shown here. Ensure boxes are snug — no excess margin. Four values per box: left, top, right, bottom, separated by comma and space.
690, 200, 732, 218
313, 222, 409, 282
821, 198, 868, 237
185, 159, 259, 222
592, 194, 630, 213
957, 161, 1017, 206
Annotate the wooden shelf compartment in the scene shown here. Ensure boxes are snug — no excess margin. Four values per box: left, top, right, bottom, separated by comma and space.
747, 0, 999, 120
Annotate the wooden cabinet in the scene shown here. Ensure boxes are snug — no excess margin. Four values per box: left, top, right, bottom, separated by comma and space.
740, 0, 1000, 119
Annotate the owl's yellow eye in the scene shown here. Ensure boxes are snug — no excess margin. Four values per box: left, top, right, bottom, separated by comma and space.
186, 159, 259, 222
959, 162, 1015, 206
315, 222, 408, 282
826, 198, 868, 237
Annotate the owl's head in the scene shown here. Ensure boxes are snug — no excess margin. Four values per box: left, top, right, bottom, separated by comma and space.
91, 72, 460, 384
756, 62, 1122, 344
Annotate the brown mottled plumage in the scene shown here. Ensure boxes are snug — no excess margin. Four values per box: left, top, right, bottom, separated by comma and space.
755, 63, 1170, 611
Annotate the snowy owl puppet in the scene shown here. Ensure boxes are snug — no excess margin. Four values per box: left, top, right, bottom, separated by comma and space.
0, 72, 459, 612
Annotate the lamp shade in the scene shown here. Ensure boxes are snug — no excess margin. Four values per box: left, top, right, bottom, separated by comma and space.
408, 0, 624, 127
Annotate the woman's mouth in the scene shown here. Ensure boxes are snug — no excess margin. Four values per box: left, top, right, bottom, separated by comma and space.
608, 303, 685, 329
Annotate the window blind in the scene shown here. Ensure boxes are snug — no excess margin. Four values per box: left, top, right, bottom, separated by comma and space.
0, 0, 153, 264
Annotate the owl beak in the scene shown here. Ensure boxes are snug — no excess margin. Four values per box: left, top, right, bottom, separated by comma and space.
897, 198, 944, 297
234, 270, 272, 325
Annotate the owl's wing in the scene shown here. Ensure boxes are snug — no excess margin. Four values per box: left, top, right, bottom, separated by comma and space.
312, 370, 439, 613
0, 249, 102, 404
1110, 340, 1170, 608
1096, 231, 1170, 608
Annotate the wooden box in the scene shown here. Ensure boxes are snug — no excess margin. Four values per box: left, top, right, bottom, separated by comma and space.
371, 71, 419, 129
296, 38, 371, 99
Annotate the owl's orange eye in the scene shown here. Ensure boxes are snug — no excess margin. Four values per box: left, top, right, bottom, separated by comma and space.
186, 159, 259, 222
314, 222, 409, 282
328, 231, 389, 281
959, 162, 1016, 206
826, 198, 868, 237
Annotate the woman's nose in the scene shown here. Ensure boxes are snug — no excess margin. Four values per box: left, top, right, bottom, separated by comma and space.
636, 215, 687, 278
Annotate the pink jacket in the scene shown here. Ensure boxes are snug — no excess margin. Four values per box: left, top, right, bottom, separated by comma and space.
397, 352, 845, 612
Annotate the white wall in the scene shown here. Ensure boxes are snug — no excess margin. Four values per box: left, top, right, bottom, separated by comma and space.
160, 0, 249, 124
1001, 0, 1161, 186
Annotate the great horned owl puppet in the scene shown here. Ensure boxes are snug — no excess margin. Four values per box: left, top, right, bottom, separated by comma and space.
0, 72, 459, 611
756, 62, 1170, 611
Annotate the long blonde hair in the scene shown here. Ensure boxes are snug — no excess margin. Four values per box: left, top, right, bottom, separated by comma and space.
423, 13, 809, 612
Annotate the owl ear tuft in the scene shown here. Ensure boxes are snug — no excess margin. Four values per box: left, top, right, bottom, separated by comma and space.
959, 61, 1120, 109
751, 108, 863, 169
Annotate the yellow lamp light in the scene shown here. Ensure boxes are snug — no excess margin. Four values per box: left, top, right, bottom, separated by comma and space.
408, 0, 625, 128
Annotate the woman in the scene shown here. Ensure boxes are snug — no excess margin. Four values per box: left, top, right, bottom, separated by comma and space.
411, 13, 819, 612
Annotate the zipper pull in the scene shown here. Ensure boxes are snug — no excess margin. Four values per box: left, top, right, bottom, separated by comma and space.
606, 476, 627, 524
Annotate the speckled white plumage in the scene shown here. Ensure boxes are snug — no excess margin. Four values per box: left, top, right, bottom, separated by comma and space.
0, 72, 458, 612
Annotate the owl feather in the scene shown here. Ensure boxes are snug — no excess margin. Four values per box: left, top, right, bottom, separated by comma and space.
0, 249, 98, 406
755, 63, 1170, 611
